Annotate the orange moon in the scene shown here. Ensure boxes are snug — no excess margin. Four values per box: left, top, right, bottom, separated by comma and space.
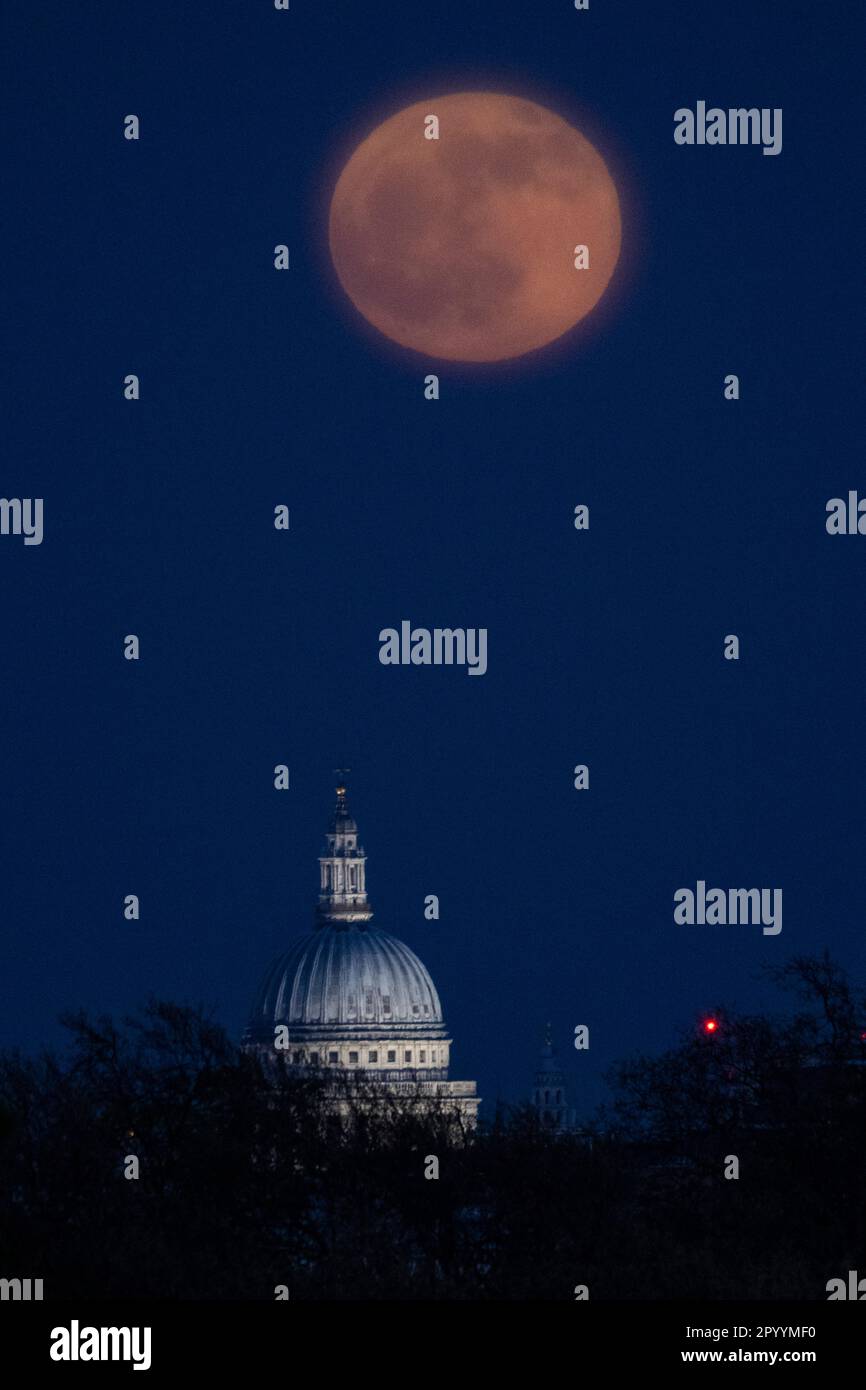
328, 92, 622, 363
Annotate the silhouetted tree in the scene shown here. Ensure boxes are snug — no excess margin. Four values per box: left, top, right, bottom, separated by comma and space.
0, 960, 862, 1300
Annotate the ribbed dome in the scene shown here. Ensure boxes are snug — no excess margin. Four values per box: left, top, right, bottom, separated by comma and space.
246, 923, 446, 1043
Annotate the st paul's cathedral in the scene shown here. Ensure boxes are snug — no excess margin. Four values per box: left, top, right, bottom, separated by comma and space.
244, 783, 480, 1125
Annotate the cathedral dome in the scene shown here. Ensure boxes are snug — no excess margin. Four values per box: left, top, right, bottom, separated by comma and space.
246, 923, 446, 1043
242, 783, 478, 1124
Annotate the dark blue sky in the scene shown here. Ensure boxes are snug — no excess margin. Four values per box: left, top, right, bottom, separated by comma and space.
3, 1, 863, 1113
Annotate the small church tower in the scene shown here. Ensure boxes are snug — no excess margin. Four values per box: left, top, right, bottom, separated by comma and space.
532, 1023, 571, 1131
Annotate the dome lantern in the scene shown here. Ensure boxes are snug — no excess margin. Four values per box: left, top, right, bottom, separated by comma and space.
317, 775, 371, 927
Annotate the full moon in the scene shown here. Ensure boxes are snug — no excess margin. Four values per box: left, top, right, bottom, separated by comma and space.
328, 92, 622, 363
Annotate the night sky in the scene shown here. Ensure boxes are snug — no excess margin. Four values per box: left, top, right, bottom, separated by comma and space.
3, 0, 863, 1115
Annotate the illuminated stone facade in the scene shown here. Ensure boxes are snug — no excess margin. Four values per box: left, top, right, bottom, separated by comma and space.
245, 785, 479, 1125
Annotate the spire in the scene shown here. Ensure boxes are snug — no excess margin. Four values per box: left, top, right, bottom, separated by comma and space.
316, 776, 372, 928
533, 1023, 571, 1132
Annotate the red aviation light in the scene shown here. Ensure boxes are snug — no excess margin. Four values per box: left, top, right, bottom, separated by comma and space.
703, 1018, 719, 1034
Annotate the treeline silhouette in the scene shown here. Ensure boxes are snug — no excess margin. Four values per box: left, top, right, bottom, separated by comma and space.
0, 953, 862, 1300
